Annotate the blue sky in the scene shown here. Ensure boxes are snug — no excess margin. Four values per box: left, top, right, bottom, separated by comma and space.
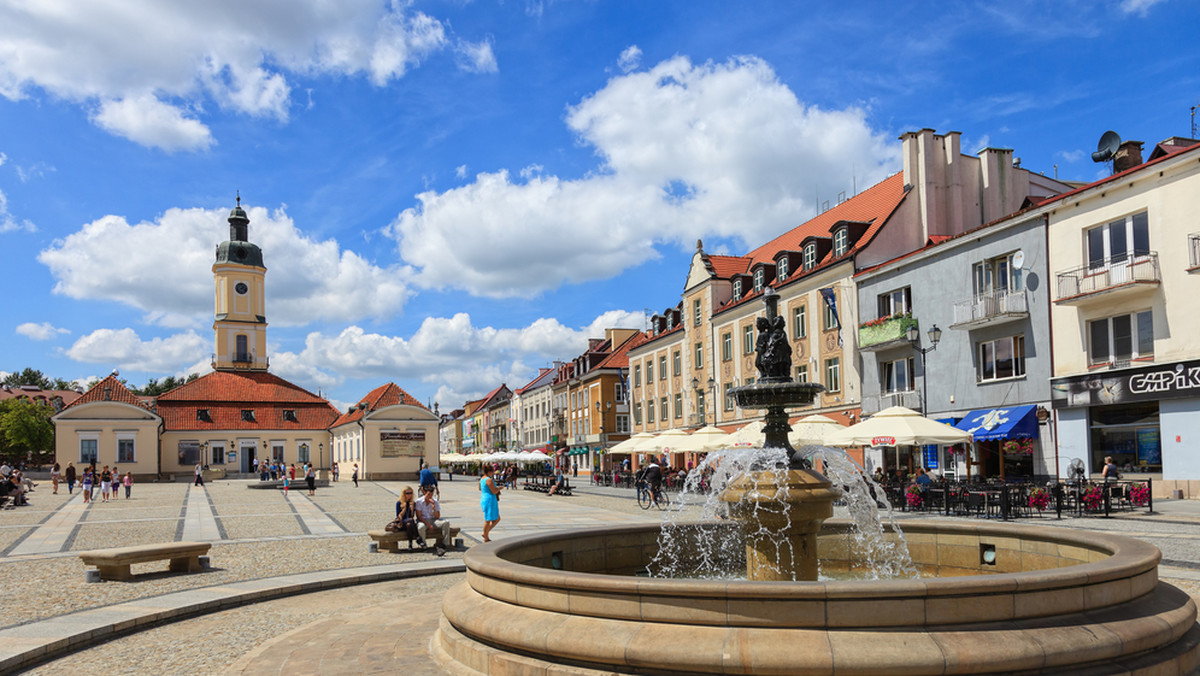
2, 0, 1198, 412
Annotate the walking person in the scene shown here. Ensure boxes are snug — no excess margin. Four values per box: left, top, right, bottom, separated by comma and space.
65, 462, 76, 494
480, 465, 501, 543
352, 463, 359, 488
123, 471, 132, 499
332, 462, 339, 482
81, 467, 93, 504
100, 465, 112, 503
194, 463, 204, 487
51, 463, 61, 494
305, 463, 316, 496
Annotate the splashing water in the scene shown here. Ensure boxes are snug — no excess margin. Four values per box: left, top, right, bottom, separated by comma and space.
648, 445, 917, 580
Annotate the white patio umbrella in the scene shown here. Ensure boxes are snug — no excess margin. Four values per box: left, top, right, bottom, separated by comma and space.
724, 421, 766, 448
681, 425, 734, 452
609, 432, 656, 454
826, 406, 973, 447
646, 428, 693, 454
788, 414, 846, 447
523, 449, 551, 463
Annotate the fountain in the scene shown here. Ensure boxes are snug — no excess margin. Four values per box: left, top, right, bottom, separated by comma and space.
433, 288, 1200, 674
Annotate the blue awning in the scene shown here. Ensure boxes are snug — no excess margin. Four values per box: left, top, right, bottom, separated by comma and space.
954, 405, 1039, 441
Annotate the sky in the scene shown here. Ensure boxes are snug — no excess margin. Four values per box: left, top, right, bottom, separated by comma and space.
2, 0, 1198, 414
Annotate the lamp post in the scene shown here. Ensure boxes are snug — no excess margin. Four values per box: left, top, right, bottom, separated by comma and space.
318, 442, 324, 479
907, 324, 942, 415
690, 376, 716, 426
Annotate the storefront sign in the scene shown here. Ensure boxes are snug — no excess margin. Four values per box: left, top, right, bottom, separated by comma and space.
872, 436, 896, 446
1052, 358, 1200, 408
380, 431, 425, 458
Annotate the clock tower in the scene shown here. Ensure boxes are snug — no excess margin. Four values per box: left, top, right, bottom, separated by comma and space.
212, 196, 269, 371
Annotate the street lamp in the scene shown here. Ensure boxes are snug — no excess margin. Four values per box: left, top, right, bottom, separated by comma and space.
907, 324, 942, 415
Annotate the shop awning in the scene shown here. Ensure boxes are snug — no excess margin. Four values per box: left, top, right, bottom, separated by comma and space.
954, 405, 1039, 441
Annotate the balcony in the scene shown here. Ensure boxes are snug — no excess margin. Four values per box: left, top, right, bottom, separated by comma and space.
858, 314, 918, 352
1189, 234, 1200, 272
1055, 252, 1161, 305
861, 391, 922, 415
950, 289, 1029, 330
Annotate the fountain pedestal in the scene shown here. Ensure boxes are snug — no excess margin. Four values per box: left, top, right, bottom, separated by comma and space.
720, 468, 839, 581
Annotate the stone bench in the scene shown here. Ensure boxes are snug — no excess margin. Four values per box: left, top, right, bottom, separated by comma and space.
368, 527, 461, 553
79, 541, 211, 581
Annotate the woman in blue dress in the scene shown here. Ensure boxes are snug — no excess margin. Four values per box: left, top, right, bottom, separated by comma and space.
480, 465, 501, 542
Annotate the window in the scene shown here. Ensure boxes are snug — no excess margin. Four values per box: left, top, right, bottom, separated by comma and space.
298, 443, 310, 464
823, 299, 838, 330
674, 393, 683, 418
235, 334, 249, 361
283, 409, 297, 422
793, 306, 807, 339
695, 342, 704, 368
616, 414, 630, 434
117, 437, 135, 463
753, 268, 764, 292
824, 357, 841, 393
646, 361, 654, 383
974, 253, 1023, 295
1088, 211, 1149, 269
659, 356, 667, 380
833, 228, 849, 257
647, 399, 656, 423
722, 332, 732, 361
803, 243, 816, 270
977, 336, 1026, 381
778, 256, 789, 280
241, 409, 256, 422
660, 396, 669, 422
696, 393, 707, 422
693, 298, 702, 326
743, 325, 754, 354
197, 408, 211, 422
79, 436, 98, 464
210, 443, 225, 465
882, 357, 915, 393
724, 382, 734, 411
877, 287, 911, 319
733, 280, 742, 300
1089, 311, 1153, 365
272, 443, 284, 463
615, 382, 626, 402
634, 365, 641, 387
795, 365, 808, 383
673, 351, 681, 375
179, 440, 200, 466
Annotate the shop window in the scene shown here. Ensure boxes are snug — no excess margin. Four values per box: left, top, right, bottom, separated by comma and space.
978, 335, 1026, 381
1089, 311, 1153, 366
1089, 402, 1161, 472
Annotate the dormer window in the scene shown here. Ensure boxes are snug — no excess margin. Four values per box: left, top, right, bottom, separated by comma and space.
753, 269, 764, 292
241, 409, 256, 422
803, 243, 817, 270
197, 409, 211, 422
834, 228, 849, 257
778, 257, 789, 280
733, 279, 742, 300
283, 410, 297, 422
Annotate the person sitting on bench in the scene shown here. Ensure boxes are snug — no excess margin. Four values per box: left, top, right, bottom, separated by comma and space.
415, 485, 449, 556
548, 470, 567, 496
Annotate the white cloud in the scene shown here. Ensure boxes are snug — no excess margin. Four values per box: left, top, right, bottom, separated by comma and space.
455, 39, 498, 74
455, 164, 468, 179
1120, 0, 1167, 16
0, 1, 477, 150
1056, 149, 1086, 163
0, 186, 36, 233
92, 95, 214, 152
38, 204, 413, 327
66, 328, 208, 372
16, 322, 70, 341
618, 45, 642, 73
389, 55, 897, 298
271, 309, 644, 402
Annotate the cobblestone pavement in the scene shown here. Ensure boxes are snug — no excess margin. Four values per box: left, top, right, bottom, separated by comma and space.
3, 476, 1200, 674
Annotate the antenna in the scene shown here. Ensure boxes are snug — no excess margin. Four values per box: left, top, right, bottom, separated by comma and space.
1091, 130, 1121, 163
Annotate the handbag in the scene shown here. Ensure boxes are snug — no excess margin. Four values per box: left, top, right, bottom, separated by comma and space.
385, 518, 403, 533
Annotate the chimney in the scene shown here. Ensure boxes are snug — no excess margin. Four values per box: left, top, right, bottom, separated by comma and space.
1113, 140, 1144, 173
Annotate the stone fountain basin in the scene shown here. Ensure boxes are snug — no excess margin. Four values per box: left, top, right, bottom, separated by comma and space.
435, 519, 1200, 675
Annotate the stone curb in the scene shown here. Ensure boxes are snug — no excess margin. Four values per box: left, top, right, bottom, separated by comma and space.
0, 559, 465, 673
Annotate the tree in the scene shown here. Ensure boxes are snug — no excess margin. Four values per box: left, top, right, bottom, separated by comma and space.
2, 368, 52, 390
131, 373, 200, 397
0, 398, 55, 466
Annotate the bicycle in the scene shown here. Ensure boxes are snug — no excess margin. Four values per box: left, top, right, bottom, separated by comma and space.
636, 480, 669, 510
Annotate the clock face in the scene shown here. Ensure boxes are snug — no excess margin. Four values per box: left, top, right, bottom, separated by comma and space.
235, 282, 249, 295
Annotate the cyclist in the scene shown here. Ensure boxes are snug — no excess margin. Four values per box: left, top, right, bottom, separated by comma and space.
643, 458, 664, 506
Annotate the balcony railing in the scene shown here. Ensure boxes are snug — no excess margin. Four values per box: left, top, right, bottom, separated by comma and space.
950, 289, 1028, 328
858, 314, 918, 351
1055, 252, 1160, 303
1189, 234, 1200, 270
862, 391, 922, 415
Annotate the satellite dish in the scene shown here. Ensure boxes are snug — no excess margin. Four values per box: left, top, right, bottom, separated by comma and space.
1012, 250, 1026, 270
1092, 131, 1121, 163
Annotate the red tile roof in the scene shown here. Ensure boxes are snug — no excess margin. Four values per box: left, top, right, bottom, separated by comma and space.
157, 371, 330, 404
331, 382, 427, 427
59, 375, 156, 414
593, 331, 647, 370
1, 386, 82, 408
156, 371, 339, 431
707, 255, 751, 278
